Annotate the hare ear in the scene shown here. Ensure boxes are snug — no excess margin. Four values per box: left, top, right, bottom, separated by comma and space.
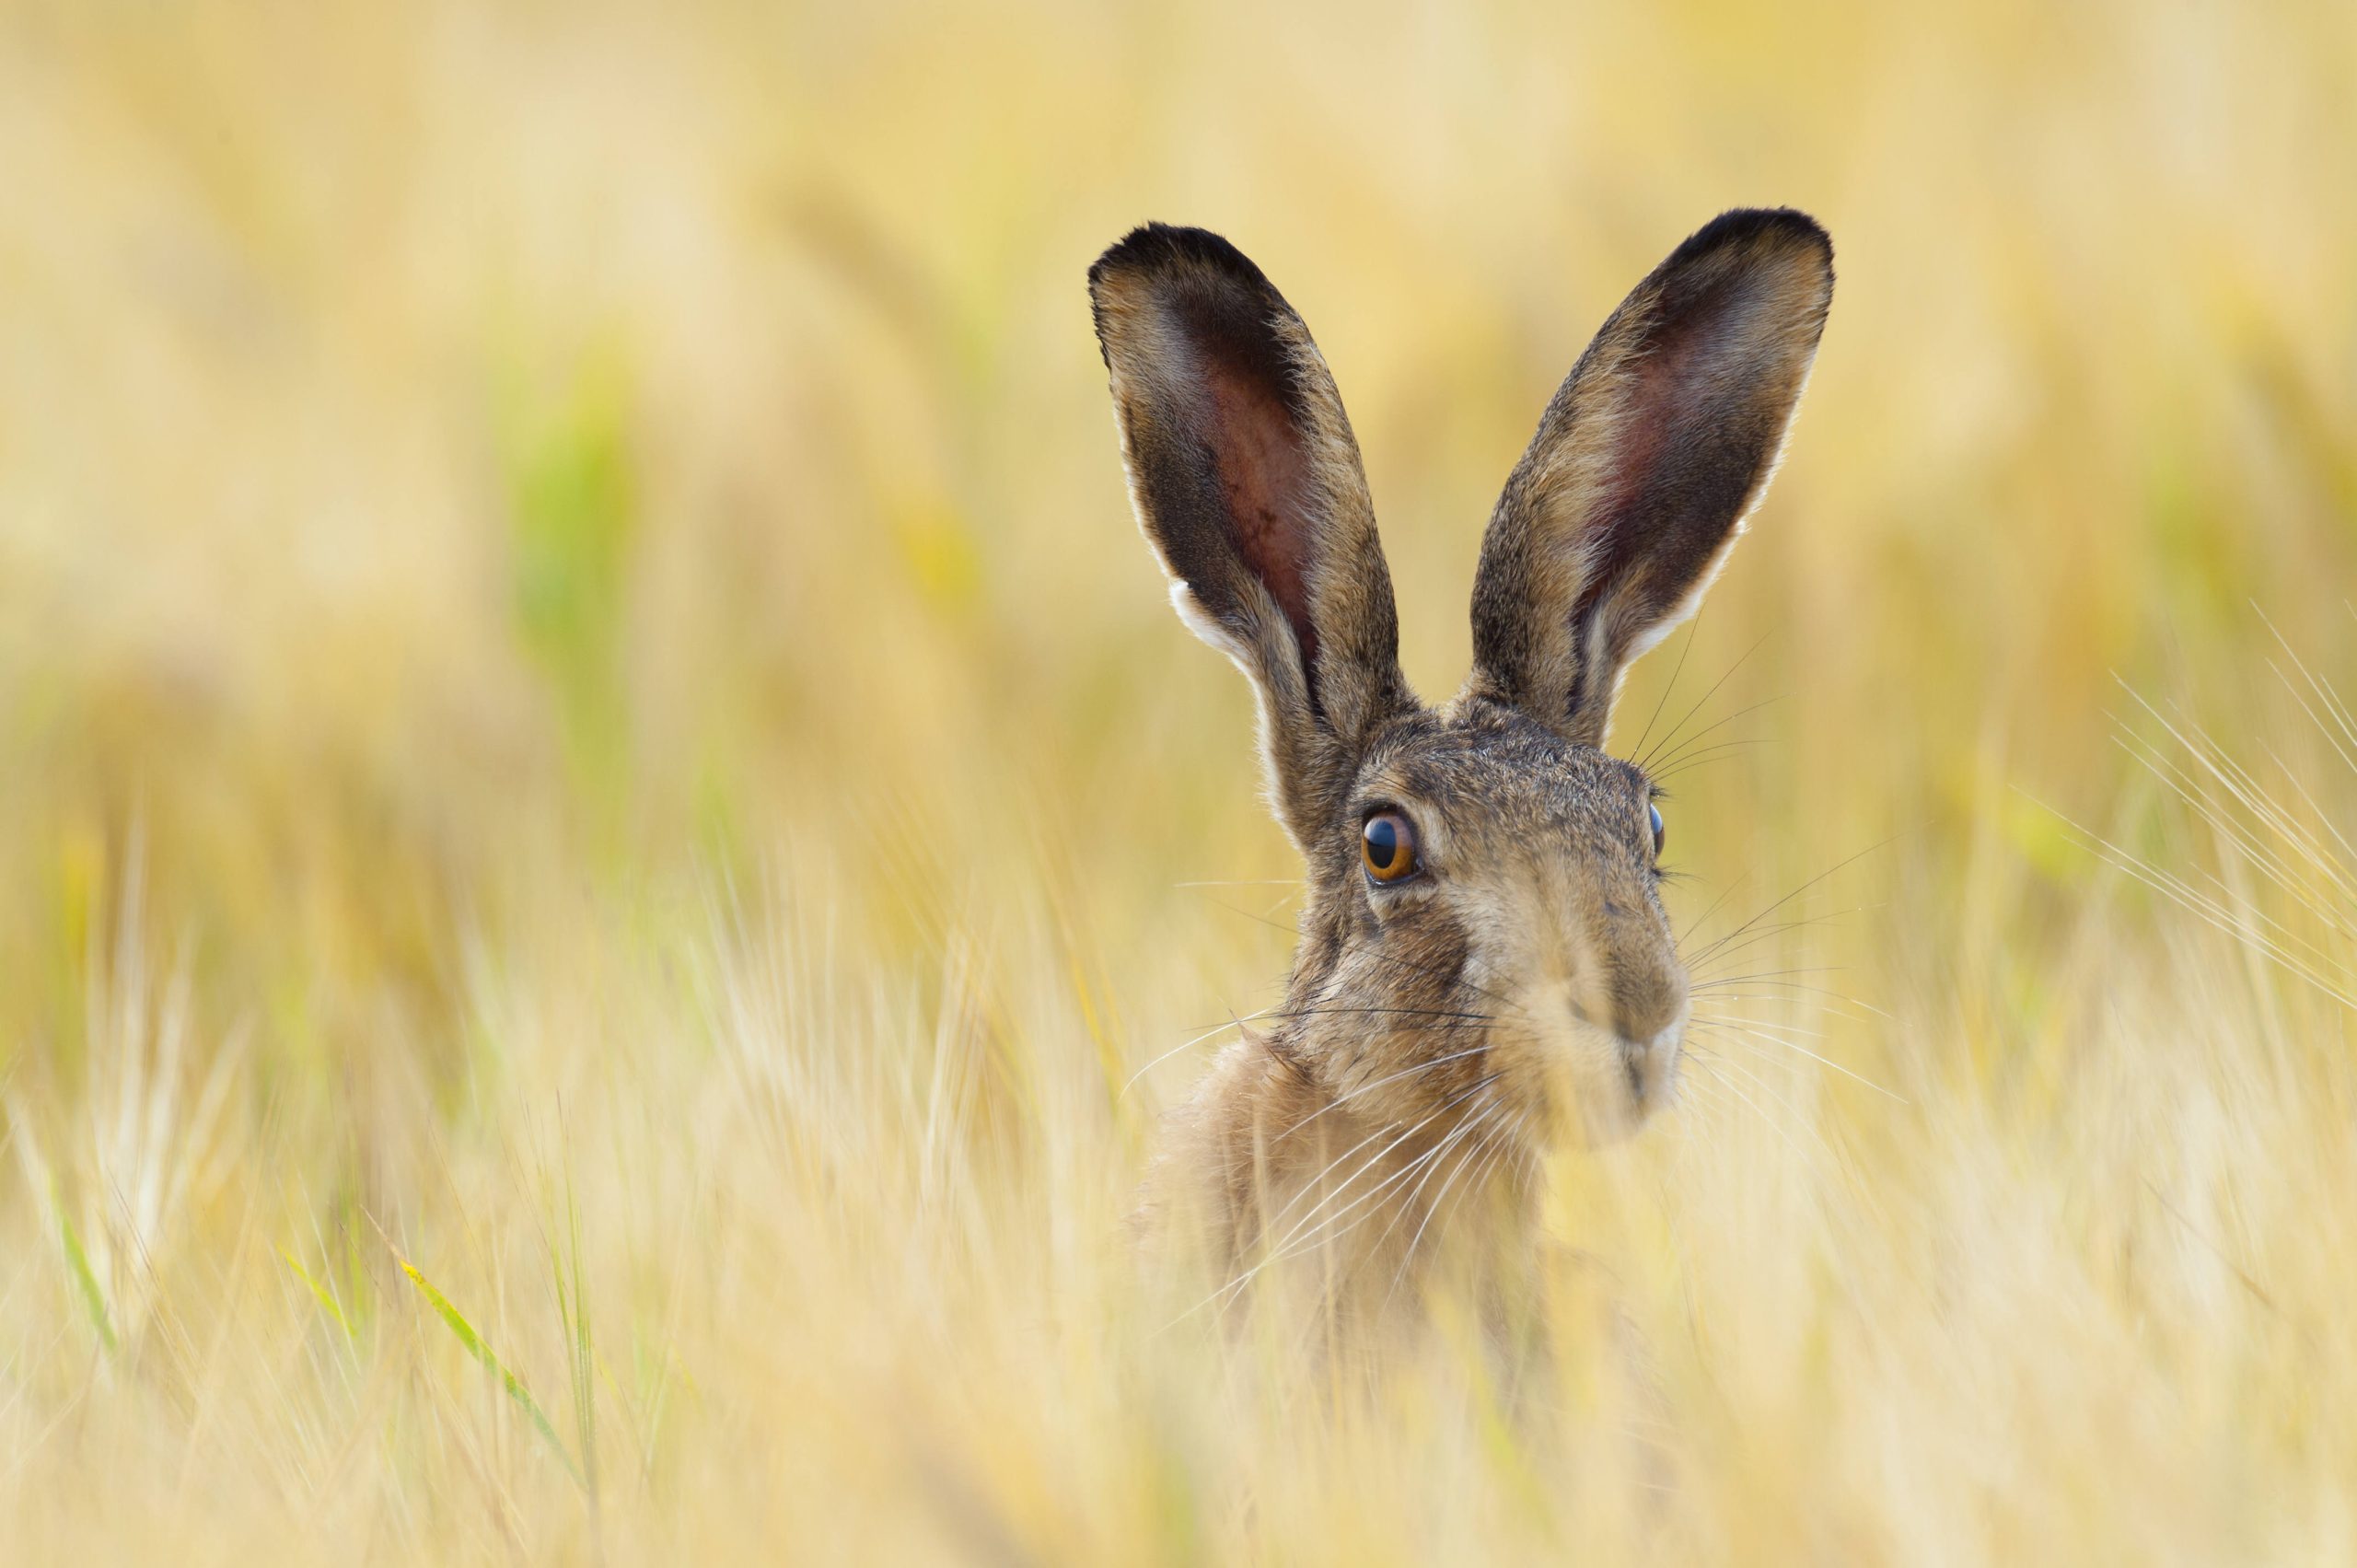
1090, 224, 1414, 850
1467, 209, 1833, 748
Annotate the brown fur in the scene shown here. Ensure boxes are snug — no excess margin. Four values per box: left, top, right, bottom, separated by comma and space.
1089, 212, 1835, 1324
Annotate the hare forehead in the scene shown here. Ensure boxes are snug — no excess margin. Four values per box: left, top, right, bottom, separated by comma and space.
1357, 707, 1647, 847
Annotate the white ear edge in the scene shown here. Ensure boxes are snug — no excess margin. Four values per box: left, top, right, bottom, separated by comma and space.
1170, 579, 1255, 668
1623, 513, 1747, 667
1171, 580, 1318, 855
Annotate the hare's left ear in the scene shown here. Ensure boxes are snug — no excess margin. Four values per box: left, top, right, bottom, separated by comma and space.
1467, 208, 1834, 747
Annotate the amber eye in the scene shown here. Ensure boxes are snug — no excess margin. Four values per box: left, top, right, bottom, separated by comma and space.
1648, 801, 1666, 860
1361, 811, 1422, 884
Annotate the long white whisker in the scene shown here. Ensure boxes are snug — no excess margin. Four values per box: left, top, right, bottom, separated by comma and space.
1119, 1016, 1259, 1098
1688, 1044, 1842, 1170
1687, 1015, 1905, 1101
1383, 1111, 1514, 1307
1276, 1044, 1494, 1144
1212, 1074, 1506, 1310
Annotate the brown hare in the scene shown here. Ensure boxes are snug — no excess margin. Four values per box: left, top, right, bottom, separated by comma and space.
1089, 210, 1833, 1319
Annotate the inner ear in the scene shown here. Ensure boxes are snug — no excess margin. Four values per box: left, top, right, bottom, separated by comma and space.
1579, 274, 1779, 641
1197, 349, 1329, 674
1159, 276, 1329, 674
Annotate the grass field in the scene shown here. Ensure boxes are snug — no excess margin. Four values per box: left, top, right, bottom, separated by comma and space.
5, 0, 2357, 1560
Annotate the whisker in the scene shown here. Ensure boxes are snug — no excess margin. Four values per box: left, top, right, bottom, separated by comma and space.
1271, 1109, 1503, 1365
1681, 1049, 1834, 1171
1120, 1007, 1499, 1101
1643, 696, 1784, 778
1270, 1005, 1498, 1025
1330, 939, 1529, 1016
1677, 875, 1749, 947
1634, 633, 1769, 774
1691, 991, 1878, 1028
1690, 974, 1877, 1011
1683, 853, 1886, 969
1689, 965, 1859, 989
1268, 1134, 1461, 1269
1366, 1102, 1499, 1268
1685, 923, 1844, 983
1625, 610, 1703, 764
1688, 914, 1830, 969
1277, 1044, 1496, 1144
1122, 996, 1471, 1094
1693, 1008, 1832, 1041
1684, 1040, 1846, 1168
1485, 1113, 1535, 1208
1675, 1059, 1742, 1126
1265, 1067, 1500, 1234
1686, 903, 1864, 969
1650, 738, 1773, 785
1225, 1074, 1505, 1295
1174, 879, 1306, 889
1685, 1016, 1905, 1101
1380, 1114, 1504, 1307
1117, 1017, 1248, 1098
1208, 892, 1531, 1017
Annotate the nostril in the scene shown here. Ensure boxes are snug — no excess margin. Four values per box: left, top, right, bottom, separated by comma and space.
1615, 1026, 1679, 1062
1613, 1001, 1682, 1049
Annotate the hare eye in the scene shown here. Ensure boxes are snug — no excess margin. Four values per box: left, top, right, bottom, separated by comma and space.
1648, 802, 1666, 859
1362, 812, 1422, 885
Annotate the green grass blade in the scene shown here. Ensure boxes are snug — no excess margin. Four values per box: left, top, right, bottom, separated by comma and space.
396, 1252, 586, 1490
563, 1179, 598, 1504
57, 1207, 116, 1356
279, 1245, 355, 1342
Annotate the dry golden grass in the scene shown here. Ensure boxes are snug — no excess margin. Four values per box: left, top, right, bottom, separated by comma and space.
4, 0, 2357, 1560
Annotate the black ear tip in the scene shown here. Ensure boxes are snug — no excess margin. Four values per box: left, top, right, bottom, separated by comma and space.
1087, 223, 1275, 300
1678, 206, 1835, 277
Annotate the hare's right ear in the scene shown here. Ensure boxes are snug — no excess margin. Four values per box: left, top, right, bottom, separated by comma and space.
1089, 225, 1413, 851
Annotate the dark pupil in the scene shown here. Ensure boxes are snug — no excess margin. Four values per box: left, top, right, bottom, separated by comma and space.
1649, 803, 1666, 854
1365, 818, 1399, 870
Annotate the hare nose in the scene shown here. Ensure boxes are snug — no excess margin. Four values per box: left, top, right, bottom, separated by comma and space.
1610, 974, 1685, 1048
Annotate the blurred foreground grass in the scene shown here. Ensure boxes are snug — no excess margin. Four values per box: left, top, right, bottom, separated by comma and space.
4, 0, 2357, 1560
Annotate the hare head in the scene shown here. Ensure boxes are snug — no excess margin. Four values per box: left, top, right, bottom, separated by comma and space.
1090, 211, 1832, 1275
